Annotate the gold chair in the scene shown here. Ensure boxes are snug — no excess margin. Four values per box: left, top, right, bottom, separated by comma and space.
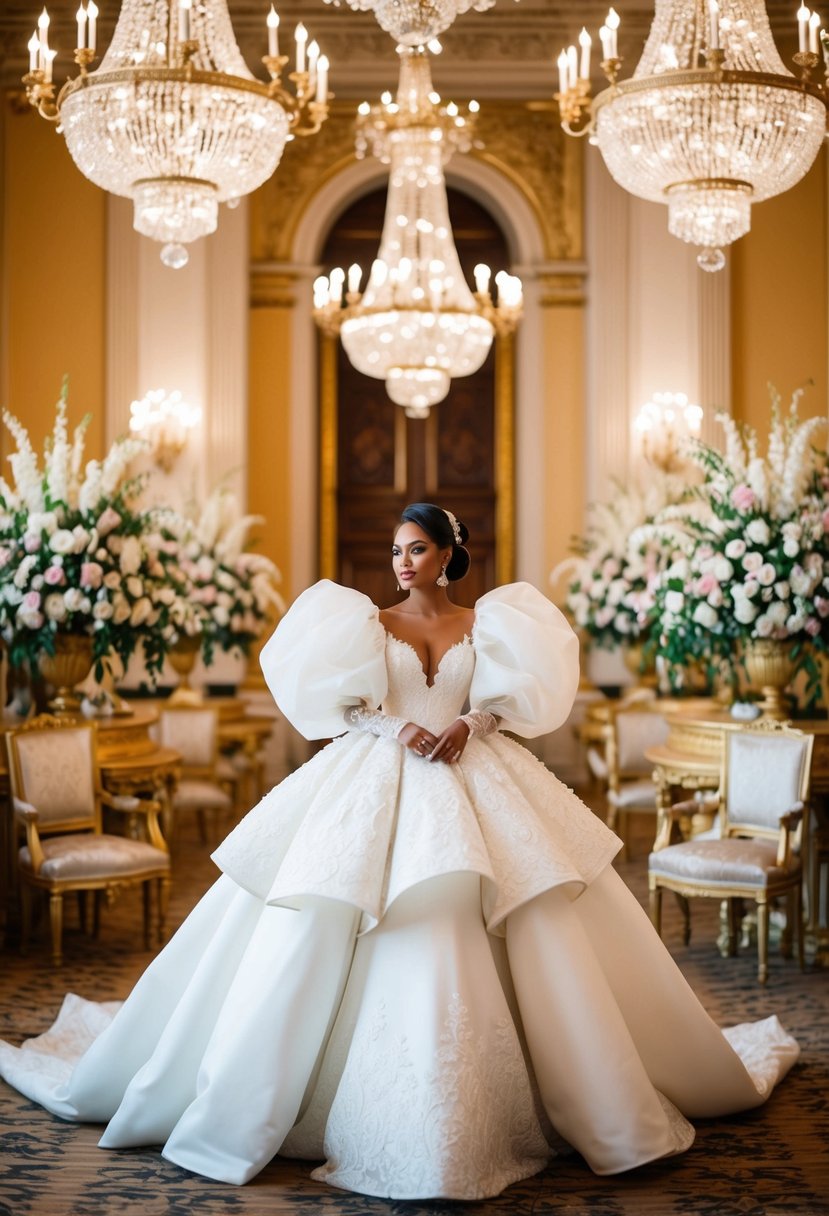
648, 724, 813, 983
605, 703, 670, 859
158, 705, 234, 843
6, 715, 170, 966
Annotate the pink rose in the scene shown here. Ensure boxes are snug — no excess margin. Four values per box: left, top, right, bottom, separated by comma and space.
22, 590, 41, 609
694, 573, 717, 597
731, 484, 756, 512
96, 505, 122, 536
0, 547, 11, 567
44, 565, 66, 586
23, 534, 41, 553
80, 561, 104, 590
815, 597, 829, 618
806, 617, 822, 637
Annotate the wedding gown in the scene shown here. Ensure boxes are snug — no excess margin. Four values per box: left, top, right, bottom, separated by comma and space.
0, 580, 799, 1200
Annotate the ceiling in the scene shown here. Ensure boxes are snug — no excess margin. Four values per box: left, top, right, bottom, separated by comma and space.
0, 0, 804, 97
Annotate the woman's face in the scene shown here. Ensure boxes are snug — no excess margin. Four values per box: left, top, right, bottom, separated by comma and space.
392, 522, 451, 590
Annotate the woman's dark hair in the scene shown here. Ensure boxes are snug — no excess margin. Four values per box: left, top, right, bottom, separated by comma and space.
399, 502, 471, 582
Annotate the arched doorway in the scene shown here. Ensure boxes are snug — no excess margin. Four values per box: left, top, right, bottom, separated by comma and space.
318, 184, 511, 608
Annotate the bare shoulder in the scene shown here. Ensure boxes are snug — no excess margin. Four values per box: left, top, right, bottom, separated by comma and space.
455, 605, 475, 633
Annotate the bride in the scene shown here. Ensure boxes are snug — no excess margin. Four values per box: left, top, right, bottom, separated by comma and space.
0, 502, 799, 1200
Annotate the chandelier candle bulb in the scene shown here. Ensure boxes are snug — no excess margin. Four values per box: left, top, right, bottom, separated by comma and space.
474, 263, 491, 295
798, 3, 811, 51
267, 6, 279, 58
347, 263, 362, 295
295, 22, 307, 73
579, 28, 591, 78
810, 10, 821, 50
316, 54, 328, 103
567, 45, 578, 90
76, 5, 86, 50
556, 49, 567, 94
86, 0, 96, 52
178, 0, 191, 44
37, 8, 49, 62
606, 7, 620, 57
708, 0, 720, 50
308, 39, 319, 88
27, 31, 39, 72
599, 25, 611, 59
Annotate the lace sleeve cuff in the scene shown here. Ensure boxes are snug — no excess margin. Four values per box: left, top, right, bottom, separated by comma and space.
460, 710, 499, 737
344, 704, 408, 740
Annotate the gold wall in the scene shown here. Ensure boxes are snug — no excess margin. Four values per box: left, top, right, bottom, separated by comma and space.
732, 148, 828, 432
1, 98, 106, 461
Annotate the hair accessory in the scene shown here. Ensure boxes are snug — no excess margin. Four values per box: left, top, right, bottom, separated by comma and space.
443, 509, 462, 546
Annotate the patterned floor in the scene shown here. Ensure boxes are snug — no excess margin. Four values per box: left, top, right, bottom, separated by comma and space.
1, 801, 828, 1216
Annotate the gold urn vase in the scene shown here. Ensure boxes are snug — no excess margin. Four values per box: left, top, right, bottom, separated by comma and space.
622, 639, 658, 689
742, 638, 795, 720
38, 633, 94, 715
168, 634, 204, 706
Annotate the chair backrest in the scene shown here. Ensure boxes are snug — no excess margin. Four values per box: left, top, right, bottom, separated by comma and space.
158, 706, 220, 769
723, 727, 813, 837
7, 718, 100, 833
613, 708, 670, 775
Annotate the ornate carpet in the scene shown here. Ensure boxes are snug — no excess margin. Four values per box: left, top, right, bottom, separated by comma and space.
1, 803, 827, 1216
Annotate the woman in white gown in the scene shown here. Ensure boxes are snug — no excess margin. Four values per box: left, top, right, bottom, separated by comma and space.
0, 503, 799, 1200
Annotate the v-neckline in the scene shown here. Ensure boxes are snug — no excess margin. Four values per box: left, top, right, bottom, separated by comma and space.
384, 631, 473, 689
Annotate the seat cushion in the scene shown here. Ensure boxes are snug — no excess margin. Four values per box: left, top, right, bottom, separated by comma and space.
607, 780, 657, 810
649, 838, 800, 888
215, 757, 240, 782
20, 834, 169, 881
173, 780, 233, 812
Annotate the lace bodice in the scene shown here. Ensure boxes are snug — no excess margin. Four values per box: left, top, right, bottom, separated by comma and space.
381, 635, 474, 735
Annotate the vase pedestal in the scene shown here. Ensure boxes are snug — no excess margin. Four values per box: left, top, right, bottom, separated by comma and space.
743, 639, 795, 720
38, 635, 94, 716
168, 636, 204, 706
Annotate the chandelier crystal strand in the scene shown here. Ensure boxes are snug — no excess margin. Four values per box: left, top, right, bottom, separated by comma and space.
23, 2, 331, 267
322, 0, 497, 46
313, 48, 522, 418
555, 1, 828, 271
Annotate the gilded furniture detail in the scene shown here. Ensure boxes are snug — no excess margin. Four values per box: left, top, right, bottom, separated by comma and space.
6, 716, 170, 965
648, 723, 814, 984
605, 703, 670, 860
158, 706, 234, 844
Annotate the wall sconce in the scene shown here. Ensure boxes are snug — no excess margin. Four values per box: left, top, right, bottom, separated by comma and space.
634, 391, 703, 473
128, 388, 201, 472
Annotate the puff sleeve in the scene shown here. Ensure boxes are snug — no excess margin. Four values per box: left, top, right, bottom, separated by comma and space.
469, 582, 580, 738
259, 579, 387, 740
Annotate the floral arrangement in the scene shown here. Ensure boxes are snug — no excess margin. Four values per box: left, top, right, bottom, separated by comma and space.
0, 387, 200, 678
648, 388, 829, 697
554, 474, 683, 650
158, 486, 285, 663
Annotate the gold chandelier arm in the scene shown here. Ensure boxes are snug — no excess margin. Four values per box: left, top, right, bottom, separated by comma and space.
592, 66, 829, 114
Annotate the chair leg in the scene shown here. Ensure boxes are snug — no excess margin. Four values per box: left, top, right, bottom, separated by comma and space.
143, 882, 152, 949
20, 883, 33, 955
76, 890, 89, 934
673, 893, 691, 945
649, 881, 663, 935
757, 898, 770, 984
93, 890, 102, 938
780, 892, 794, 960
726, 898, 741, 957
796, 882, 805, 973
49, 893, 64, 966
158, 875, 171, 942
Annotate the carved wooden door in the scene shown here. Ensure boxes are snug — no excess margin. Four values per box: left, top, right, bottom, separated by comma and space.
320, 186, 510, 610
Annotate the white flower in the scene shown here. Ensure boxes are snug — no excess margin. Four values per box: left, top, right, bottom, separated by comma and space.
742, 552, 763, 573
693, 603, 718, 629
724, 538, 746, 560
63, 588, 86, 612
126, 575, 144, 599
755, 615, 775, 637
791, 567, 814, 596
767, 601, 788, 627
44, 593, 67, 622
26, 511, 58, 537
49, 529, 76, 555
103, 571, 122, 591
93, 600, 113, 621
13, 555, 38, 589
774, 581, 790, 600
119, 535, 142, 576
786, 612, 806, 634
613, 612, 631, 634
707, 585, 724, 608
711, 556, 734, 582
783, 538, 800, 559
734, 598, 759, 625
112, 594, 131, 625
213, 605, 230, 627
665, 590, 685, 614
744, 580, 760, 599
745, 518, 771, 546
756, 563, 777, 587
130, 597, 152, 627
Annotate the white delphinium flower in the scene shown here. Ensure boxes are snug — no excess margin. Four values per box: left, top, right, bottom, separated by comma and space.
778, 415, 827, 519
100, 437, 145, 497
0, 477, 19, 509
716, 412, 748, 483
45, 395, 70, 508
79, 460, 103, 513
745, 458, 768, 514
3, 410, 44, 513
68, 416, 91, 509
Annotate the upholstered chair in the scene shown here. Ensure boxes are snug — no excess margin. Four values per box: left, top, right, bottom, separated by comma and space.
605, 704, 670, 859
157, 706, 233, 843
6, 715, 171, 966
648, 724, 813, 983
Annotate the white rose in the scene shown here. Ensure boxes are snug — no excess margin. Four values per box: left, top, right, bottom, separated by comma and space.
774, 581, 790, 599
103, 571, 121, 591
742, 552, 763, 573
743, 580, 760, 599
665, 590, 685, 614
712, 556, 734, 582
93, 600, 113, 621
745, 519, 771, 546
607, 579, 627, 607
783, 538, 800, 559
126, 575, 144, 599
49, 529, 76, 555
707, 586, 724, 608
767, 601, 788, 627
213, 605, 230, 627
154, 586, 176, 607
756, 563, 777, 587
667, 558, 690, 582
734, 599, 759, 624
26, 511, 58, 536
782, 521, 802, 540
130, 597, 152, 627
786, 612, 806, 634
693, 603, 718, 629
63, 588, 86, 612
71, 525, 91, 553
724, 538, 747, 560
613, 613, 631, 634
44, 593, 67, 622
791, 568, 813, 596
112, 595, 131, 625
755, 615, 775, 637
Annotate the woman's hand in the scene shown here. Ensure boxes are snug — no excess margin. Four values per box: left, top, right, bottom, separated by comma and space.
428, 719, 470, 764
398, 721, 439, 758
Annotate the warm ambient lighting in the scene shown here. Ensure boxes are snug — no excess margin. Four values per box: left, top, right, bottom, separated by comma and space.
635, 392, 703, 472
312, 47, 522, 419
129, 388, 201, 472
321, 0, 507, 46
555, 1, 828, 272
22, 1, 331, 269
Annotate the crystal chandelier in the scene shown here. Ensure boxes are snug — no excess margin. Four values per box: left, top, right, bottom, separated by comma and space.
635, 391, 703, 472
313, 47, 522, 419
23, 1, 330, 267
556, 2, 828, 271
322, 0, 498, 47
